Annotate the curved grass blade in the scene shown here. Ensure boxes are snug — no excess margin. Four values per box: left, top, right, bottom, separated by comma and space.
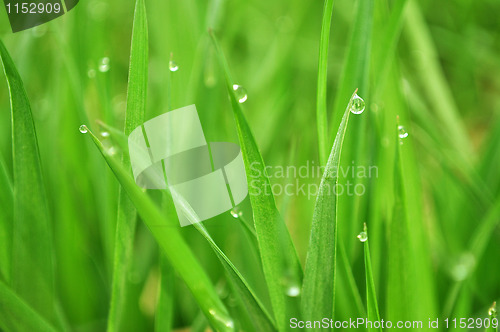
209, 30, 303, 330
0, 279, 58, 332
316, 0, 335, 165
107, 0, 148, 330
0, 39, 56, 324
360, 223, 382, 332
84, 129, 234, 331
194, 222, 277, 331
301, 90, 355, 325
0, 155, 13, 282
403, 0, 473, 161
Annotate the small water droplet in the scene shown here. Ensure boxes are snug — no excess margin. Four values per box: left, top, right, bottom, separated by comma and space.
87, 69, 96, 78
489, 302, 497, 317
226, 320, 235, 329
286, 286, 301, 297
230, 207, 242, 219
349, 94, 365, 114
357, 231, 368, 242
107, 146, 117, 156
232, 84, 248, 103
398, 125, 408, 139
101, 131, 110, 138
169, 60, 179, 72
79, 125, 88, 134
99, 57, 110, 72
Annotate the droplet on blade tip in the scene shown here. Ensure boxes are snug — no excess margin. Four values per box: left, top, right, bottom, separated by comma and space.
230, 207, 242, 219
357, 231, 368, 242
398, 125, 408, 139
349, 94, 365, 114
79, 125, 88, 134
169, 60, 179, 72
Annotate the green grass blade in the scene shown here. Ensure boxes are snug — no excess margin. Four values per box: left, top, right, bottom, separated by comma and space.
372, 0, 408, 97
0, 154, 13, 282
316, 0, 335, 165
403, 0, 473, 161
193, 222, 277, 331
302, 90, 355, 325
0, 279, 58, 332
155, 254, 175, 332
163, 190, 275, 330
360, 224, 382, 332
0, 39, 56, 324
84, 129, 234, 331
209, 30, 302, 330
107, 0, 148, 330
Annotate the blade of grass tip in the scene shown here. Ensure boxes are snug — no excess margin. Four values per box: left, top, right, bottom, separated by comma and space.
209, 30, 303, 330
327, 0, 373, 252
487, 301, 497, 332
84, 129, 234, 331
316, 0, 335, 166
0, 279, 58, 332
107, 0, 148, 330
0, 39, 57, 325
302, 90, 356, 326
359, 223, 382, 332
0, 154, 13, 282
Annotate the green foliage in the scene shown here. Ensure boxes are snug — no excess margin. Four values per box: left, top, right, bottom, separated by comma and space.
1, 0, 499, 330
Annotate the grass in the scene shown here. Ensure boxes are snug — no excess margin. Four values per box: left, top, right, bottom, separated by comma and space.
0, 0, 499, 331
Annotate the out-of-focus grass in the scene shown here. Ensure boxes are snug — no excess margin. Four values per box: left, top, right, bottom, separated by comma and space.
0, 0, 499, 330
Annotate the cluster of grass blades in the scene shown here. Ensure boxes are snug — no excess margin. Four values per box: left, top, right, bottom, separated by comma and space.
1, 0, 500, 330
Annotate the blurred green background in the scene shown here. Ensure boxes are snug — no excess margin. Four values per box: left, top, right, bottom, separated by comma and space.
0, 0, 499, 330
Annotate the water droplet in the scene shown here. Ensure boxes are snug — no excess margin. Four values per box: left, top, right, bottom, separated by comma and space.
79, 125, 88, 134
349, 94, 365, 114
226, 320, 235, 329
232, 84, 248, 103
107, 146, 118, 156
398, 125, 408, 139
489, 302, 497, 317
230, 207, 242, 219
286, 286, 301, 297
169, 60, 179, 72
87, 69, 96, 78
99, 57, 110, 72
101, 131, 110, 138
357, 231, 368, 242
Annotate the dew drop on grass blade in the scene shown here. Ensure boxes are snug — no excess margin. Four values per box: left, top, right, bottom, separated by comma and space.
107, 0, 148, 330
302, 90, 357, 326
84, 128, 234, 331
210, 30, 303, 331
